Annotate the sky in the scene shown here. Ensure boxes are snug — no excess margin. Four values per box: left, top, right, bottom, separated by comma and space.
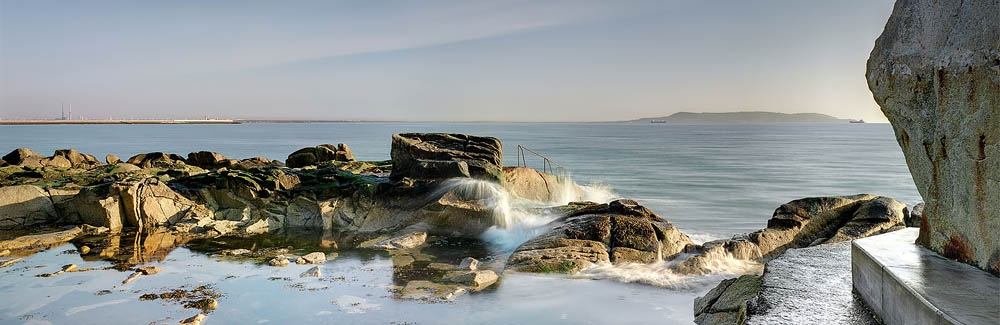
0, 0, 897, 122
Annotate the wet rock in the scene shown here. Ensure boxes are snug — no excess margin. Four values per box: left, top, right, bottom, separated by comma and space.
446, 270, 498, 289
268, 256, 290, 267
458, 257, 478, 271
0, 249, 9, 257
296, 252, 326, 264
80, 245, 91, 255
0, 185, 59, 230
300, 266, 322, 278
390, 133, 504, 183
693, 274, 761, 325
868, 0, 999, 275
372, 232, 427, 250
62, 264, 78, 272
399, 280, 463, 301
506, 200, 691, 273
180, 313, 207, 325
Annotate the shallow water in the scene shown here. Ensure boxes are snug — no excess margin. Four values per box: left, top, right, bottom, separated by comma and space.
0, 122, 920, 323
0, 232, 719, 324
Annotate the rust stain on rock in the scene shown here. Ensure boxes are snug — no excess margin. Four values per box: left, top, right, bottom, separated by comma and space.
916, 213, 931, 247
942, 233, 975, 263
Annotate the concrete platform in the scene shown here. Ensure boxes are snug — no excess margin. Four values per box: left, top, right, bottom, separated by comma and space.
852, 228, 1000, 325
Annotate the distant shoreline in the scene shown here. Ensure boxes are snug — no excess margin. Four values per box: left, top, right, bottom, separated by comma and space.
0, 119, 240, 125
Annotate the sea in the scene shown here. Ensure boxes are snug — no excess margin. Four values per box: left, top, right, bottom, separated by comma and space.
0, 122, 920, 324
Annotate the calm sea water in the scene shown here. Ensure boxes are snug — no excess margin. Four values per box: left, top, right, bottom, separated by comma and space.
0, 122, 920, 240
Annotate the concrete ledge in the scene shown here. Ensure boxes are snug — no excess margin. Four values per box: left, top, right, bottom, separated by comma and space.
852, 228, 1000, 325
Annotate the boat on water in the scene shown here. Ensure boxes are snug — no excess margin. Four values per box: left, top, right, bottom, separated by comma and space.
650, 120, 666, 124
849, 119, 866, 124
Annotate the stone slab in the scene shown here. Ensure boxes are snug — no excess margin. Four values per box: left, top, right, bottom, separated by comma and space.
852, 229, 1000, 325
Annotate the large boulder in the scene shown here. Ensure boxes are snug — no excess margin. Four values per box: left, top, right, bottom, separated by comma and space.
126, 152, 187, 168
505, 200, 692, 273
0, 185, 58, 230
53, 149, 101, 168
390, 133, 504, 183
286, 143, 355, 168
186, 151, 230, 170
867, 0, 999, 274
2, 148, 44, 168
60, 185, 125, 233
502, 167, 582, 203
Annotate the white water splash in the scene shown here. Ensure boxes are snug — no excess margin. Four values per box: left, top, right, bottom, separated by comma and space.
438, 176, 617, 252
573, 255, 763, 290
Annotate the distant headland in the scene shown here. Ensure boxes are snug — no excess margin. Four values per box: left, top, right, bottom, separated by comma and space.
632, 111, 850, 123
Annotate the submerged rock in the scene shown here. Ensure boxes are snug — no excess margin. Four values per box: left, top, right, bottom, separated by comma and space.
867, 0, 999, 274
300, 266, 322, 278
370, 232, 427, 250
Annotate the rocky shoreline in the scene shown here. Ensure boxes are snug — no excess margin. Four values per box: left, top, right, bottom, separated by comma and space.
0, 132, 918, 323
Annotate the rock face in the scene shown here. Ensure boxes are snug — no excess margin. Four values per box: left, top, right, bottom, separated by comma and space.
0, 185, 58, 230
390, 133, 504, 183
867, 0, 999, 274
505, 200, 692, 273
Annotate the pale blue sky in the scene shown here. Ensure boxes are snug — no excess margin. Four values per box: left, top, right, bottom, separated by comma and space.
1, 0, 896, 121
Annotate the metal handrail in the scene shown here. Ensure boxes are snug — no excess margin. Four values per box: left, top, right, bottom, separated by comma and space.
516, 145, 568, 177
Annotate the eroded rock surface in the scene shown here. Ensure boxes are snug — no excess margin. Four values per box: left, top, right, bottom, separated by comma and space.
506, 199, 692, 273
867, 0, 999, 274
390, 133, 504, 183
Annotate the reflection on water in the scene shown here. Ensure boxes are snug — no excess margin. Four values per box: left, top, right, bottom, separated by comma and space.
0, 229, 707, 323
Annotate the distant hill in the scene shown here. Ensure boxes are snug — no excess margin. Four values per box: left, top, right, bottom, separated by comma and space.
633, 111, 848, 123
